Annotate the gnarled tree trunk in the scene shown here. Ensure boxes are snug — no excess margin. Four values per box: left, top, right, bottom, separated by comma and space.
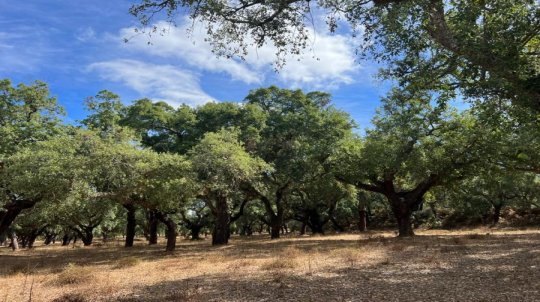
0, 199, 37, 236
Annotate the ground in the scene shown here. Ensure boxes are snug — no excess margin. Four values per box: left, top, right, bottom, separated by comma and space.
1, 229, 539, 302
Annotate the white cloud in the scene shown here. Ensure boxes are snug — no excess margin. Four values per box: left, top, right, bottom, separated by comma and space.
119, 23, 262, 84
88, 59, 214, 107
119, 20, 359, 89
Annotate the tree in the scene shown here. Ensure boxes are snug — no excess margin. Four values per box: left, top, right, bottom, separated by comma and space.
0, 79, 64, 236
333, 89, 487, 236
81, 90, 126, 138
0, 133, 81, 236
0, 79, 64, 157
190, 129, 269, 245
130, 0, 540, 111
241, 87, 354, 238
180, 199, 211, 240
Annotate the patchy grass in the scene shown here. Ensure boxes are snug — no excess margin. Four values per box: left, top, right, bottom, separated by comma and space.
0, 229, 539, 302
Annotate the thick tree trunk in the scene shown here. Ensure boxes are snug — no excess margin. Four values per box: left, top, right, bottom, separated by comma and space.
124, 204, 136, 247
28, 233, 38, 249
156, 212, 177, 252
73, 227, 94, 246
20, 236, 28, 248
0, 200, 37, 236
358, 208, 368, 232
147, 210, 158, 245
61, 234, 72, 246
269, 211, 284, 239
392, 201, 414, 237
82, 231, 93, 246
307, 210, 324, 234
212, 195, 230, 245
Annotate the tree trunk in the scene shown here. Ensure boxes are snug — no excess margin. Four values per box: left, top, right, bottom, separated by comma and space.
392, 201, 414, 237
191, 225, 202, 240
62, 234, 72, 246
44, 232, 56, 245
299, 222, 307, 235
28, 234, 38, 249
156, 212, 177, 252
0, 232, 6, 246
269, 215, 282, 239
358, 208, 368, 232
308, 210, 324, 234
492, 204, 502, 225
82, 231, 93, 246
10, 232, 19, 251
212, 195, 230, 245
147, 210, 158, 245
0, 200, 36, 236
124, 204, 136, 247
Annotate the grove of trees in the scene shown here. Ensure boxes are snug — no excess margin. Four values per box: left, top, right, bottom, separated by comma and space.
0, 0, 538, 251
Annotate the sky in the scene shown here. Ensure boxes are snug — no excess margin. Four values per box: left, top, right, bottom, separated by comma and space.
0, 0, 389, 130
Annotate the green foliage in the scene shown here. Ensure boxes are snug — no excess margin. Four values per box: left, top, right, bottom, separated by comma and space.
130, 0, 539, 111
190, 128, 270, 194
0, 78, 64, 157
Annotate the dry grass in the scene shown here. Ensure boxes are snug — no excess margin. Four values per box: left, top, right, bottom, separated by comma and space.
0, 228, 539, 302
113, 256, 141, 269
56, 263, 96, 285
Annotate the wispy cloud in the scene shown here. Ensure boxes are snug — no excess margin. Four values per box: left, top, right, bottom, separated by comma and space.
119, 19, 360, 89
88, 59, 214, 106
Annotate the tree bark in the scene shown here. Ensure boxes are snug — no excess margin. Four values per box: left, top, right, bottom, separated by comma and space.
0, 200, 37, 236
307, 210, 325, 234
147, 210, 158, 245
82, 231, 94, 246
392, 200, 415, 237
44, 232, 56, 245
124, 204, 137, 247
269, 215, 282, 239
10, 232, 19, 251
28, 233, 38, 249
212, 195, 230, 245
73, 227, 95, 246
358, 208, 368, 232
156, 212, 177, 252
492, 204, 502, 225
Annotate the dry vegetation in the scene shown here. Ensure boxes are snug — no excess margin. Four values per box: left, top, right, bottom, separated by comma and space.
1, 229, 539, 302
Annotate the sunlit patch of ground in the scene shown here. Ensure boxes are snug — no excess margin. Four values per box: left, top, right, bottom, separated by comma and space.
0, 228, 539, 301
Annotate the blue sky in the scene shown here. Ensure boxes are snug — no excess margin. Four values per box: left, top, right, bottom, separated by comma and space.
0, 0, 388, 129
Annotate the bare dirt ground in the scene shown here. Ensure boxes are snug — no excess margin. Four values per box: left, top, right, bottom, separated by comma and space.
1, 229, 539, 302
